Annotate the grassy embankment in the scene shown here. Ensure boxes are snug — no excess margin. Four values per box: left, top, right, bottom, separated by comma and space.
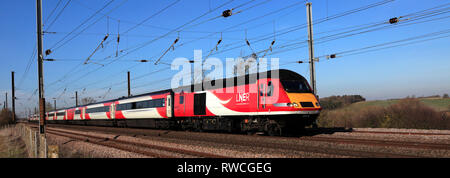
0, 127, 28, 158
0, 109, 28, 158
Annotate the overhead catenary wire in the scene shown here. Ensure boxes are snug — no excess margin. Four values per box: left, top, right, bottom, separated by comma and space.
236, 3, 450, 60
95, 67, 171, 90
17, 44, 37, 89
52, 0, 129, 52
44, 0, 72, 31
206, 0, 395, 59
280, 28, 450, 66
45, 0, 130, 89
49, 0, 236, 95
71, 0, 225, 34
48, 0, 116, 52
47, 0, 233, 95
43, 0, 63, 26
79, 0, 396, 91
117, 0, 235, 56
181, 0, 271, 30
337, 34, 450, 58
121, 0, 181, 35
195, 0, 396, 61
175, 0, 307, 49
63, 1, 298, 84
276, 6, 450, 52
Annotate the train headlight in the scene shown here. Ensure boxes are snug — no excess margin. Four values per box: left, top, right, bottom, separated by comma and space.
315, 102, 320, 107
286, 103, 292, 107
292, 102, 299, 107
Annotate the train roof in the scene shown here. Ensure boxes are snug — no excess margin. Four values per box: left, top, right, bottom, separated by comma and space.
53, 89, 172, 111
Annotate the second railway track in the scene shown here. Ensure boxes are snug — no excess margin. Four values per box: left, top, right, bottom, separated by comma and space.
33, 126, 227, 158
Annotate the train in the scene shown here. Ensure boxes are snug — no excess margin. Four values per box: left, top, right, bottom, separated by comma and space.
28, 69, 322, 136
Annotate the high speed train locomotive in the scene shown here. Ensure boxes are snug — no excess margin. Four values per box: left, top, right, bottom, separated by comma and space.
31, 69, 321, 136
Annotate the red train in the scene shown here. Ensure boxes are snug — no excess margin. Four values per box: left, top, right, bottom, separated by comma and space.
29, 69, 322, 136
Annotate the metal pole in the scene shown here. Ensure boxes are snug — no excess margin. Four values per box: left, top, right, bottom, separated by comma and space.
127, 71, 131, 97
306, 2, 317, 95
75, 91, 78, 107
54, 99, 56, 111
11, 71, 15, 123
36, 0, 46, 135
5, 92, 7, 109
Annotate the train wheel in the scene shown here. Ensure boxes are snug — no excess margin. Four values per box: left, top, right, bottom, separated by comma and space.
266, 123, 282, 136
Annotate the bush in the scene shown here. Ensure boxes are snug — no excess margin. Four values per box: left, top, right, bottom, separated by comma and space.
318, 98, 450, 129
443, 93, 449, 98
385, 98, 449, 129
0, 108, 15, 126
320, 95, 366, 110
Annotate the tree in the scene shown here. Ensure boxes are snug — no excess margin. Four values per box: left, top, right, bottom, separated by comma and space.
0, 108, 15, 126
81, 97, 97, 105
45, 101, 54, 112
443, 93, 449, 98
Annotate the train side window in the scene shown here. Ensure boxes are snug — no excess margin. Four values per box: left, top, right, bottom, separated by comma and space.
148, 100, 155, 108
179, 95, 184, 104
259, 84, 264, 96
136, 102, 142, 109
267, 81, 273, 96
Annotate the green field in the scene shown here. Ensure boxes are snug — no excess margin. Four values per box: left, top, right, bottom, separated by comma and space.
351, 98, 450, 112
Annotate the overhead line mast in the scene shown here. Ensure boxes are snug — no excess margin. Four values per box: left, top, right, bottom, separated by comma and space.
306, 2, 317, 96
36, 0, 46, 136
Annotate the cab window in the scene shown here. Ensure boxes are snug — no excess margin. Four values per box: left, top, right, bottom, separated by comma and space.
281, 80, 311, 93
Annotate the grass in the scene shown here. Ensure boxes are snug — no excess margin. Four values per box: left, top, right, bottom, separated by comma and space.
419, 98, 450, 112
349, 98, 450, 111
352, 100, 399, 108
318, 98, 450, 130
0, 129, 28, 158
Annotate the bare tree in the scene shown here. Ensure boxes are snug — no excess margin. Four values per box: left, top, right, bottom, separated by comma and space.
81, 97, 97, 105
45, 101, 54, 112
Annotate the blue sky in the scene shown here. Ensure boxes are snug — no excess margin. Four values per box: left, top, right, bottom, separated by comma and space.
0, 0, 449, 117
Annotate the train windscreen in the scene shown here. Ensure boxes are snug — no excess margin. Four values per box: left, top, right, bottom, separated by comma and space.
281, 80, 311, 93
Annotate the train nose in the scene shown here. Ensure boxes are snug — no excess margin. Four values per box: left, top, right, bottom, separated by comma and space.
286, 93, 321, 109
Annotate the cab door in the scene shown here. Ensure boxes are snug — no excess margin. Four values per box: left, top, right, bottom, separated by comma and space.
110, 103, 115, 119
259, 81, 267, 110
81, 108, 85, 120
166, 95, 172, 118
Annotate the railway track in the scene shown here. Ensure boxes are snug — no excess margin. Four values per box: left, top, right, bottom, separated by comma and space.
27, 124, 440, 158
351, 130, 450, 136
31, 126, 227, 158
298, 136, 450, 150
